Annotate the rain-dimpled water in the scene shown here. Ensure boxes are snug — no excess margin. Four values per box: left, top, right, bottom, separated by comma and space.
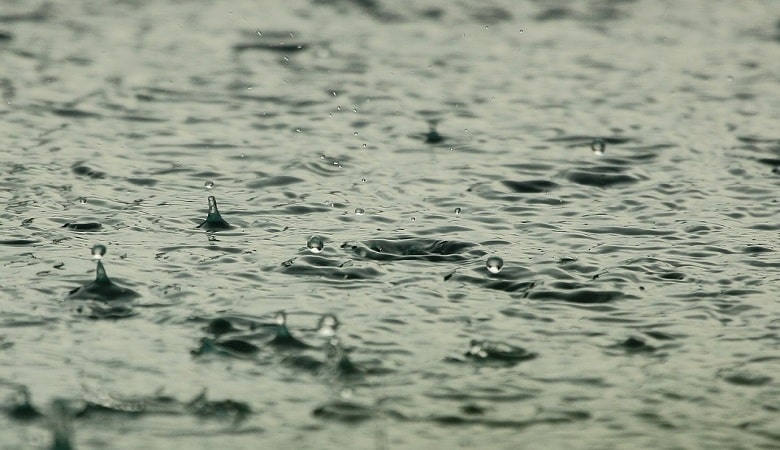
1, 1, 779, 449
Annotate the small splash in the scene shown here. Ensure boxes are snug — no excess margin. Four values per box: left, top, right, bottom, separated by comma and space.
317, 314, 340, 337
197, 196, 232, 230
204, 181, 215, 190
591, 139, 606, 156
91, 244, 106, 260
486, 256, 504, 274
307, 236, 325, 253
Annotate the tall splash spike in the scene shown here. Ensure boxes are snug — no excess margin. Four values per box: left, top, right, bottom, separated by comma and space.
197, 196, 232, 230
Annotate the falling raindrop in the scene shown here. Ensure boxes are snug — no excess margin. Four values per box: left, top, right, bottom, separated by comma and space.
486, 256, 504, 274
317, 314, 340, 337
354, 208, 365, 215
204, 181, 214, 190
307, 236, 325, 253
591, 139, 606, 156
91, 244, 107, 260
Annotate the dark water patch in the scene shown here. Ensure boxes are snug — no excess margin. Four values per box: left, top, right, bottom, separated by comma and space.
52, 108, 101, 119
446, 271, 536, 294
717, 369, 772, 387
246, 175, 304, 189
0, 239, 39, 246
126, 177, 158, 186
62, 222, 102, 231
233, 42, 308, 53
347, 237, 478, 262
501, 179, 559, 193
0, 31, 12, 41
528, 286, 633, 304
742, 245, 773, 254
427, 410, 590, 429
312, 400, 374, 423
444, 340, 536, 367
192, 337, 261, 359
280, 257, 382, 281
74, 302, 137, 320
566, 168, 639, 188
71, 163, 105, 179
610, 337, 656, 353
0, 4, 49, 22
4, 387, 43, 421
579, 226, 673, 236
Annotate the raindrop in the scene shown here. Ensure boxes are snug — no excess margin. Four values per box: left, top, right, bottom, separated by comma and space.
354, 208, 365, 215
337, 105, 342, 111
353, 131, 359, 136
352, 108, 357, 113
91, 244, 107, 260
591, 139, 606, 156
204, 181, 214, 190
307, 236, 325, 253
78, 197, 87, 204
454, 207, 461, 215
331, 91, 337, 96
362, 143, 367, 149
317, 314, 340, 337
295, 128, 301, 133
486, 256, 504, 274
361, 178, 367, 183
256, 30, 263, 37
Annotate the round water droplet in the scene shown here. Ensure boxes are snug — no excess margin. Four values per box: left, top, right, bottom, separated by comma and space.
256, 30, 263, 37
591, 139, 606, 156
307, 236, 325, 253
204, 181, 214, 190
486, 256, 504, 274
353, 131, 359, 136
362, 143, 367, 149
91, 244, 107, 260
454, 207, 461, 215
354, 208, 365, 215
361, 178, 367, 183
317, 314, 340, 337
275, 311, 287, 326
78, 197, 87, 204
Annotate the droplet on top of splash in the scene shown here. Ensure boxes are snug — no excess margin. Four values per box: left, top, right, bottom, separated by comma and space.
275, 311, 287, 326
307, 236, 325, 253
591, 139, 606, 156
486, 256, 504, 274
91, 244, 107, 260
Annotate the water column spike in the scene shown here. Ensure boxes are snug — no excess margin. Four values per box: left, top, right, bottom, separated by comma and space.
198, 196, 232, 230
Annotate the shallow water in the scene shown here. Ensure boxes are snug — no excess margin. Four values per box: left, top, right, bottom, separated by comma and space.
1, 0, 779, 448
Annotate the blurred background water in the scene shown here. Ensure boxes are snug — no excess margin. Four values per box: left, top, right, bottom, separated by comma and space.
1, 0, 779, 448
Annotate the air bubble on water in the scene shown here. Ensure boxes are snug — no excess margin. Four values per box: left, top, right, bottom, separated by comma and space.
307, 236, 325, 253
486, 256, 504, 274
354, 208, 365, 215
204, 181, 214, 190
591, 139, 606, 156
454, 207, 461, 215
275, 311, 287, 326
317, 314, 340, 337
91, 244, 107, 260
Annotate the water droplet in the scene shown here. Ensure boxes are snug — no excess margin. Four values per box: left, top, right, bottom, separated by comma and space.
275, 311, 287, 326
354, 208, 365, 215
454, 207, 461, 215
317, 314, 339, 337
256, 30, 263, 37
353, 131, 359, 136
337, 105, 342, 111
486, 256, 504, 274
352, 108, 357, 113
204, 181, 214, 190
295, 128, 301, 133
361, 143, 367, 149
78, 197, 87, 204
307, 236, 325, 253
361, 178, 367, 183
591, 139, 606, 156
411, 217, 416, 222
283, 56, 289, 62
331, 91, 337, 96
91, 244, 107, 260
